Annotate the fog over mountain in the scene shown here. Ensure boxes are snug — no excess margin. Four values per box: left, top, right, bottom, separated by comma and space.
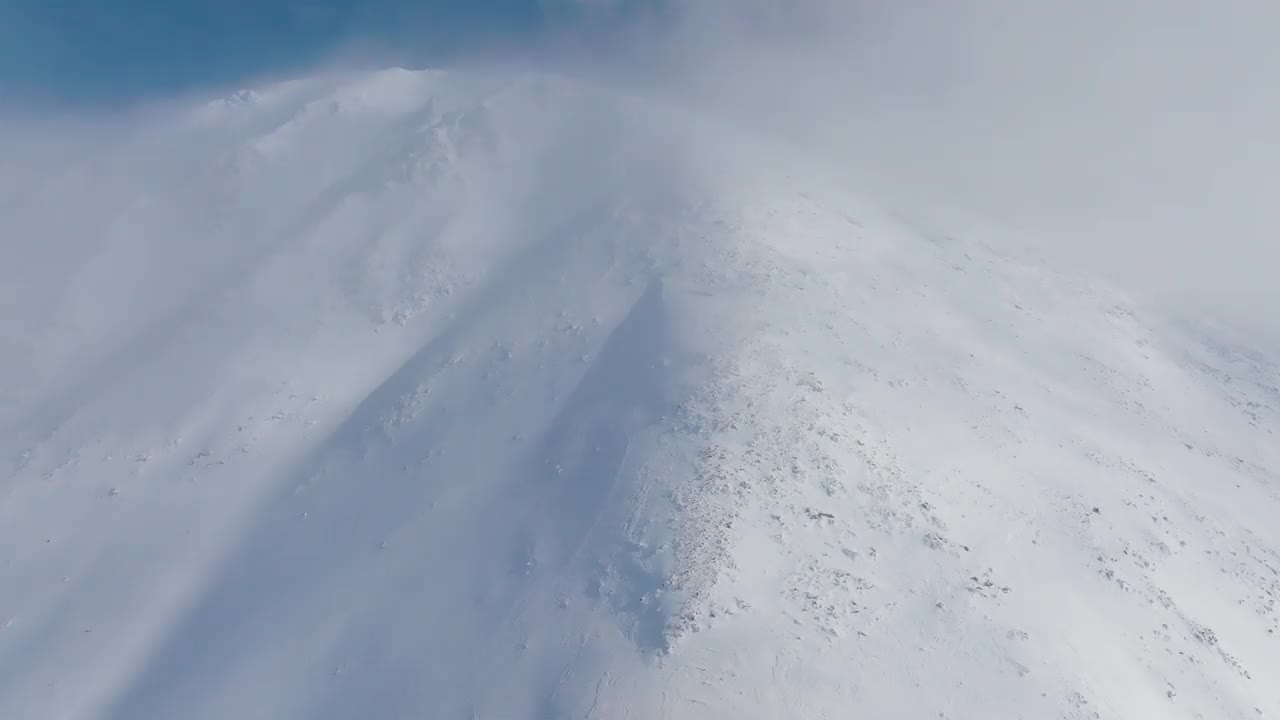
1, 3, 1278, 719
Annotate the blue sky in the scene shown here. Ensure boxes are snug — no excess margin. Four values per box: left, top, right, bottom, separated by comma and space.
0, 1, 642, 106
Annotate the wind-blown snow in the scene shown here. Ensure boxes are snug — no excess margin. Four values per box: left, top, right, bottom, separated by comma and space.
2, 67, 1278, 719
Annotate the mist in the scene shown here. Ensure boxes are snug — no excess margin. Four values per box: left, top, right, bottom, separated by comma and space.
4, 1, 1278, 338
592, 0, 1277, 338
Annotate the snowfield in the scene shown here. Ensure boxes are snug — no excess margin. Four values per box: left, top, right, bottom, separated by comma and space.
2, 67, 1278, 720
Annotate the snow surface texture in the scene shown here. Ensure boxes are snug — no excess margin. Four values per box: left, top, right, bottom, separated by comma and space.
2, 68, 1279, 720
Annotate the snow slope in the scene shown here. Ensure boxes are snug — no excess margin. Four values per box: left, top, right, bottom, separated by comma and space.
2, 68, 1278, 720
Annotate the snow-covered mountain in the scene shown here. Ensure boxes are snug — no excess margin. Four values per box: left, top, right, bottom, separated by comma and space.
2, 67, 1278, 720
